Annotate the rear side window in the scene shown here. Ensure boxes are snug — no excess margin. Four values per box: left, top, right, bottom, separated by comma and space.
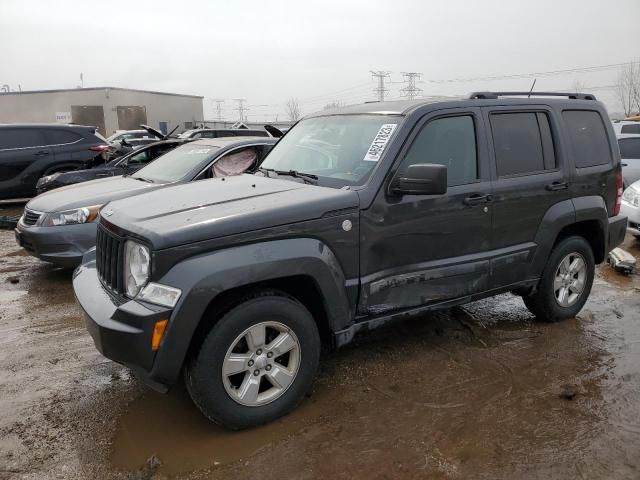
619, 138, 640, 159
562, 110, 611, 168
0, 129, 46, 149
620, 124, 640, 134
401, 115, 478, 186
45, 129, 82, 145
490, 112, 556, 176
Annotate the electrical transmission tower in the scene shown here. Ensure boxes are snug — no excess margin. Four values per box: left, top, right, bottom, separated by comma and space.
400, 72, 423, 100
370, 70, 391, 101
213, 99, 225, 121
233, 98, 248, 122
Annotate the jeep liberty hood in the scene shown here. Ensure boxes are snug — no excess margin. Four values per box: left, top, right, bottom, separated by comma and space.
101, 174, 360, 249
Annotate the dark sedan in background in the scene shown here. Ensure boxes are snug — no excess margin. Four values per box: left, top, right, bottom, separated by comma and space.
36, 137, 189, 194
15, 136, 276, 267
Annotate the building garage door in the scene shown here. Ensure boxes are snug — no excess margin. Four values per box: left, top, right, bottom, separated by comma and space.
117, 106, 147, 130
71, 105, 106, 136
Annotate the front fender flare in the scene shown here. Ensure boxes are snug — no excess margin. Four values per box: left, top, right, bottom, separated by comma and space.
149, 238, 352, 386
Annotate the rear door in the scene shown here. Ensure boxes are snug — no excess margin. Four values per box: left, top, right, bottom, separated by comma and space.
483, 106, 568, 288
619, 137, 640, 188
0, 128, 49, 198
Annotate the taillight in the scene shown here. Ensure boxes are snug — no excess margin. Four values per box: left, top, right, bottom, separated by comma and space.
89, 144, 109, 152
613, 171, 623, 216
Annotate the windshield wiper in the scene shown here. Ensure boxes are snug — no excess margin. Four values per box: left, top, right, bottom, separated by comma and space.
258, 168, 317, 184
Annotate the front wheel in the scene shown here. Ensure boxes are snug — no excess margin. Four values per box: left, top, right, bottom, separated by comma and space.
522, 236, 595, 322
184, 290, 321, 430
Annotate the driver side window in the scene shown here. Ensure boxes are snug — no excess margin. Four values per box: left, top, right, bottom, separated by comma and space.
400, 115, 478, 186
127, 150, 151, 165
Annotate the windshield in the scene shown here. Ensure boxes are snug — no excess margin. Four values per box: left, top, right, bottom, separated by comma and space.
133, 143, 219, 183
259, 114, 402, 188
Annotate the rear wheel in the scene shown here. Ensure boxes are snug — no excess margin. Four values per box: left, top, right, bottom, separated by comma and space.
522, 236, 595, 322
184, 290, 321, 430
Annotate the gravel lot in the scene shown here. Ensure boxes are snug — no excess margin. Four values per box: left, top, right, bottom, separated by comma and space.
1, 204, 639, 480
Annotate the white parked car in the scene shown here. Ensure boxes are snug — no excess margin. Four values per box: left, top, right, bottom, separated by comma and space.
621, 180, 640, 239
618, 134, 640, 189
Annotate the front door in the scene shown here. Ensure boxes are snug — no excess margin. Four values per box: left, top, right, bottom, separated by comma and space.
358, 108, 493, 316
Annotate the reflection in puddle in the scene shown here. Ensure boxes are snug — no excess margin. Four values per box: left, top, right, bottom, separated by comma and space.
111, 385, 330, 475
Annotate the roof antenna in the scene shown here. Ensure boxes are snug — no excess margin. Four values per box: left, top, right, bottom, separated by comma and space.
528, 79, 537, 98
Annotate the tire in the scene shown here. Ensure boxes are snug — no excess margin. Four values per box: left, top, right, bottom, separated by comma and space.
184, 290, 321, 430
522, 235, 595, 322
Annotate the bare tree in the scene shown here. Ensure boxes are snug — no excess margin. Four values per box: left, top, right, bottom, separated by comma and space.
616, 61, 640, 117
285, 98, 301, 121
323, 101, 344, 110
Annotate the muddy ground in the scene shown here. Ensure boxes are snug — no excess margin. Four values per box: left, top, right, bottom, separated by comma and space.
1, 204, 640, 480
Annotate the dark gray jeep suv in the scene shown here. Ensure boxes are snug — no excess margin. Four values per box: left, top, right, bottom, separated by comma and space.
74, 92, 627, 429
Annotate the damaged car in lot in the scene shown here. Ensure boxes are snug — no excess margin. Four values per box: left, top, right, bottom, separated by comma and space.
15, 136, 276, 267
621, 179, 640, 239
36, 137, 188, 194
74, 92, 627, 430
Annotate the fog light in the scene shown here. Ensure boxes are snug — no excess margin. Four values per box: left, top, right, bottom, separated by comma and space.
137, 282, 182, 308
151, 319, 169, 351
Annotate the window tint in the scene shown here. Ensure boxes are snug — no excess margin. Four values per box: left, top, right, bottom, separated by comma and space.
562, 110, 611, 168
490, 112, 555, 176
619, 138, 640, 159
45, 129, 82, 144
620, 124, 640, 134
401, 115, 477, 186
0, 129, 45, 149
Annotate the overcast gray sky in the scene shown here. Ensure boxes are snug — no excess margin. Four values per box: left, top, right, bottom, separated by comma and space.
1, 0, 638, 120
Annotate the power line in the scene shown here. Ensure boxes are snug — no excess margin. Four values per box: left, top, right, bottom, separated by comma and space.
400, 72, 423, 100
370, 70, 391, 101
428, 61, 634, 84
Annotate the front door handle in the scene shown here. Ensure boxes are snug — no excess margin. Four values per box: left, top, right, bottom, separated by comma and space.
35, 150, 50, 156
545, 181, 569, 191
622, 162, 628, 167
463, 194, 492, 206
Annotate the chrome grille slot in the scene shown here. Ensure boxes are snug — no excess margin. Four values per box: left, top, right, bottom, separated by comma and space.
22, 209, 41, 226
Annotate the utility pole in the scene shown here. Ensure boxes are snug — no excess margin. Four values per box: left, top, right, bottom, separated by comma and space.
213, 99, 225, 121
400, 72, 423, 100
233, 98, 247, 122
370, 70, 391, 101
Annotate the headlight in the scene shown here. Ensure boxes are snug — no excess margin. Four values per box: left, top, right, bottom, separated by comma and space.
37, 173, 61, 187
124, 240, 150, 298
137, 282, 182, 308
622, 187, 640, 207
40, 205, 101, 226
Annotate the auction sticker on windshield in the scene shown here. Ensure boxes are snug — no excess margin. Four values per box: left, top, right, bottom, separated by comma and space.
363, 124, 397, 161
186, 148, 211, 155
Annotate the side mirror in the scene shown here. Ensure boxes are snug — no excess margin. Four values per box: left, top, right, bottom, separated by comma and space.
391, 163, 447, 196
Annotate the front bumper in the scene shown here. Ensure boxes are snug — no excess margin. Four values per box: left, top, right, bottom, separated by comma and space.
15, 220, 97, 268
73, 249, 172, 392
620, 201, 640, 237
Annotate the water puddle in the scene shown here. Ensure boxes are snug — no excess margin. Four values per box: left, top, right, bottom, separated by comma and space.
111, 384, 333, 475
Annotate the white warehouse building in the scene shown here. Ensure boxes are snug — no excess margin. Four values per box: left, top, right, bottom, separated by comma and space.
0, 87, 204, 136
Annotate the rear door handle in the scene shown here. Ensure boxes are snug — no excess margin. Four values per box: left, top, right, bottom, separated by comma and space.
35, 150, 50, 156
463, 194, 493, 206
622, 163, 628, 167
545, 181, 569, 191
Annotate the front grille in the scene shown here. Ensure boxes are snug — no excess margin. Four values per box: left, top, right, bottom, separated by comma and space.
22, 209, 42, 226
96, 224, 125, 293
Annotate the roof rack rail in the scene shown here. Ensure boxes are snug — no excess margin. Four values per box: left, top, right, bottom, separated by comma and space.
468, 91, 597, 101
